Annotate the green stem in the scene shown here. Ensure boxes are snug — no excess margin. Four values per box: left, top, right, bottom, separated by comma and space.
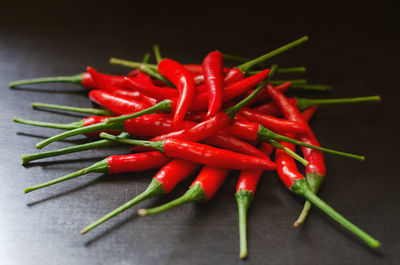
35, 100, 171, 149
153, 44, 163, 64
267, 140, 309, 166
222, 53, 249, 63
270, 79, 307, 85
14, 117, 83, 130
237, 36, 309, 73
142, 53, 151, 64
21, 132, 130, 164
138, 184, 206, 216
235, 189, 253, 259
296, 96, 381, 110
294, 172, 324, 227
138, 64, 174, 87
99, 133, 164, 152
9, 73, 84, 88
258, 126, 365, 161
32, 102, 114, 116
291, 179, 380, 248
225, 65, 278, 118
81, 178, 165, 234
290, 84, 332, 92
109, 57, 157, 70
24, 159, 109, 193
248, 66, 306, 75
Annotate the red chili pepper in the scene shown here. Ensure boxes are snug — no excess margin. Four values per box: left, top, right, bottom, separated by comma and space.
301, 106, 318, 123
158, 58, 195, 126
81, 159, 201, 234
203, 51, 225, 118
124, 77, 178, 100
235, 143, 273, 259
266, 85, 326, 226
89, 90, 149, 115
138, 165, 230, 216
100, 133, 277, 171
244, 81, 291, 107
274, 139, 380, 248
24, 151, 171, 193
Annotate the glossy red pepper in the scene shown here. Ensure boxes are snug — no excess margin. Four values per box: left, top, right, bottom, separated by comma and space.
158, 58, 195, 126
124, 77, 178, 100
81, 159, 201, 234
202, 51, 225, 118
89, 90, 149, 115
235, 142, 273, 259
138, 165, 230, 216
24, 151, 171, 193
266, 85, 325, 226
100, 134, 277, 171
274, 139, 380, 248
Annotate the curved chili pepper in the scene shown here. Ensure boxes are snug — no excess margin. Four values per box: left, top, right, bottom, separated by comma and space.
235, 143, 273, 259
89, 90, 149, 115
274, 139, 380, 248
266, 85, 326, 226
24, 151, 171, 193
81, 159, 201, 234
124, 77, 178, 100
203, 51, 225, 118
100, 133, 277, 171
138, 165, 230, 216
158, 58, 195, 126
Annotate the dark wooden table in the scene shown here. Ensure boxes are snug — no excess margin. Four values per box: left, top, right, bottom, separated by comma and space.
1, 1, 399, 264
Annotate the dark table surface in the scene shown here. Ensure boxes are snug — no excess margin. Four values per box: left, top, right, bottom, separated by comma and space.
1, 1, 399, 264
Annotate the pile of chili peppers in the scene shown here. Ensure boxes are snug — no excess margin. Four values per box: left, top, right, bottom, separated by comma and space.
11, 36, 382, 259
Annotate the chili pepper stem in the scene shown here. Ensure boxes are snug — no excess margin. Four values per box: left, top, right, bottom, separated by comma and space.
81, 178, 165, 234
13, 117, 83, 130
32, 102, 114, 116
248, 67, 306, 75
258, 126, 365, 161
35, 100, 171, 149
9, 73, 84, 88
291, 179, 380, 248
100, 133, 164, 152
21, 132, 130, 165
270, 79, 307, 85
294, 172, 324, 227
267, 140, 309, 166
153, 44, 163, 64
109, 58, 158, 71
237, 36, 308, 73
24, 159, 109, 193
138, 184, 206, 216
291, 84, 332, 92
235, 189, 253, 259
296, 96, 381, 110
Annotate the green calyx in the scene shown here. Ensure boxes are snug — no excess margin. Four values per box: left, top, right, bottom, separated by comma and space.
24, 158, 109, 193
235, 189, 254, 259
237, 36, 308, 74
32, 102, 114, 116
34, 99, 172, 149
21, 132, 130, 165
9, 73, 84, 88
293, 172, 325, 227
296, 95, 381, 110
13, 117, 84, 130
100, 133, 165, 153
224, 65, 278, 119
138, 184, 206, 216
290, 179, 380, 248
81, 178, 165, 234
257, 125, 365, 161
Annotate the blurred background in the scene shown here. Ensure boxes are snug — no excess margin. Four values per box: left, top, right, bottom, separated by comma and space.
1, 1, 399, 264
